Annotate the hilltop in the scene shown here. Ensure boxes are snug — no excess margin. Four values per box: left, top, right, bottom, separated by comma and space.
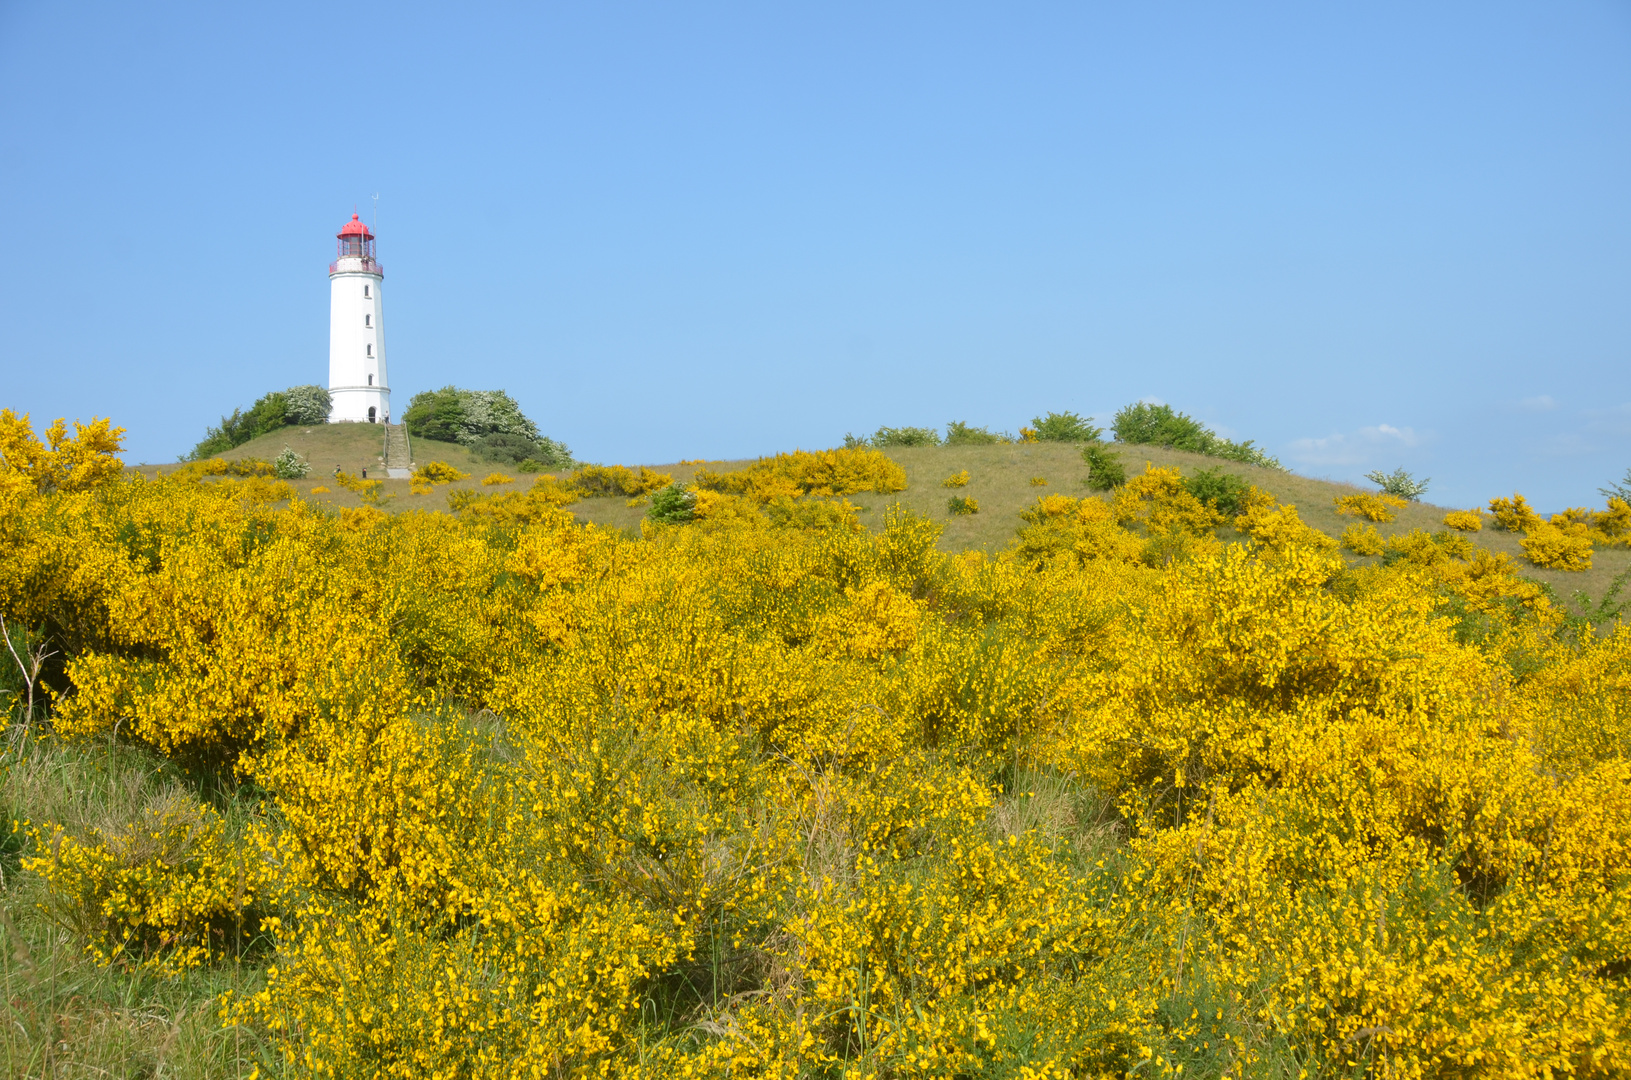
152, 423, 1631, 607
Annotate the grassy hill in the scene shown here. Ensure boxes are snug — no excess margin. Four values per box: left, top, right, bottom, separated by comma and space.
151, 425, 1631, 608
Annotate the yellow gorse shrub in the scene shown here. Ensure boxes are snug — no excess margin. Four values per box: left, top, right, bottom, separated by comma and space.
411, 460, 469, 484
570, 463, 672, 497
480, 471, 513, 486
1, 411, 1626, 1077
1335, 491, 1409, 522
1443, 508, 1484, 532
942, 469, 970, 488
1489, 492, 1544, 532
0, 408, 126, 496
1589, 497, 1631, 547
1341, 523, 1385, 555
695, 447, 906, 502
333, 469, 384, 504
1522, 519, 1594, 571
25, 795, 267, 975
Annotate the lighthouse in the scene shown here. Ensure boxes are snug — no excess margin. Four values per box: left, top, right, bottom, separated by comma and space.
327, 213, 389, 423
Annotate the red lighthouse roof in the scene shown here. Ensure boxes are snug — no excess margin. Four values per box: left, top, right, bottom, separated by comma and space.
337, 213, 373, 240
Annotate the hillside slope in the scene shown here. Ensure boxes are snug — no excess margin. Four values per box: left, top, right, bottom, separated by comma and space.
150, 429, 1630, 605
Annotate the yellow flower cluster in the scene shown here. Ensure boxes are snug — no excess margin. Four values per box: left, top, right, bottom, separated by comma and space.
695, 447, 906, 502
1340, 523, 1385, 555
2, 415, 1629, 1077
1487, 491, 1631, 571
411, 460, 469, 484
24, 796, 267, 975
0, 408, 127, 495
1489, 492, 1544, 532
332, 469, 384, 504
942, 469, 970, 488
1442, 508, 1484, 532
1335, 491, 1409, 522
571, 463, 672, 497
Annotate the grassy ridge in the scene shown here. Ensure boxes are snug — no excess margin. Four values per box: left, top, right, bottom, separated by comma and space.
154, 426, 1630, 607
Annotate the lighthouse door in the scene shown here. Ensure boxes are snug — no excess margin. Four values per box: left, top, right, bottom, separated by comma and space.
368, 406, 377, 423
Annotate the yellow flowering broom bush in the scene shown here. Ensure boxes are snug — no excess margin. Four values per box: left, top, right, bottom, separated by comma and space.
2, 411, 1629, 1077
25, 794, 269, 975
1341, 522, 1386, 555
695, 446, 906, 502
410, 460, 468, 484
1335, 491, 1409, 522
570, 462, 672, 497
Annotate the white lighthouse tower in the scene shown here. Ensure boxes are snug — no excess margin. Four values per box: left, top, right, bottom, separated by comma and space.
327, 213, 389, 423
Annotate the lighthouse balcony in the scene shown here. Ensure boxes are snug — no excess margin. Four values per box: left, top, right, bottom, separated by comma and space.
329, 257, 384, 277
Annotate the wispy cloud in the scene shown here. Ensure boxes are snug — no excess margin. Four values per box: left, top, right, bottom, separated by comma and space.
1287, 423, 1424, 467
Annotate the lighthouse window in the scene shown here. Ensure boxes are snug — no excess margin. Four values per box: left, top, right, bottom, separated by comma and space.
368, 374, 374, 385
366, 344, 373, 357
364, 314, 371, 327
363, 284, 370, 298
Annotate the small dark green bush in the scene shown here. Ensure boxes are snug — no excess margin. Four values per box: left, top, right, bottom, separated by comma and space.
944, 420, 1005, 445
473, 433, 542, 466
646, 483, 696, 525
946, 495, 979, 516
1111, 402, 1282, 470
1183, 466, 1252, 517
1080, 444, 1126, 491
1030, 411, 1103, 443
871, 426, 942, 447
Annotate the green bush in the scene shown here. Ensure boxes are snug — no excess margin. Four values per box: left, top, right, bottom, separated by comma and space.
1110, 402, 1282, 470
1599, 468, 1631, 503
1030, 411, 1102, 443
871, 426, 942, 447
471, 432, 572, 469
1365, 468, 1430, 502
403, 387, 546, 447
646, 483, 696, 525
947, 496, 979, 516
944, 420, 1006, 445
186, 386, 333, 460
1183, 466, 1252, 517
1080, 444, 1127, 491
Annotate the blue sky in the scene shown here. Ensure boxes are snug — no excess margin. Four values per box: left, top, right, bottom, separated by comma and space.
2, 2, 1627, 509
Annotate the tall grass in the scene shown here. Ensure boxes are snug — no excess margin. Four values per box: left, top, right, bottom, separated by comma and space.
0, 733, 278, 1079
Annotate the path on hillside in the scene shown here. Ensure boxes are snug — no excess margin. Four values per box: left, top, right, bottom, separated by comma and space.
383, 424, 413, 478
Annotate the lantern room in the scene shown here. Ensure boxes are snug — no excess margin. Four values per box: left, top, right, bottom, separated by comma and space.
336, 213, 376, 262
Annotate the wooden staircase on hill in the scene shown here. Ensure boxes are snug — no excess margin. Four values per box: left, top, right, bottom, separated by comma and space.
383, 423, 413, 479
